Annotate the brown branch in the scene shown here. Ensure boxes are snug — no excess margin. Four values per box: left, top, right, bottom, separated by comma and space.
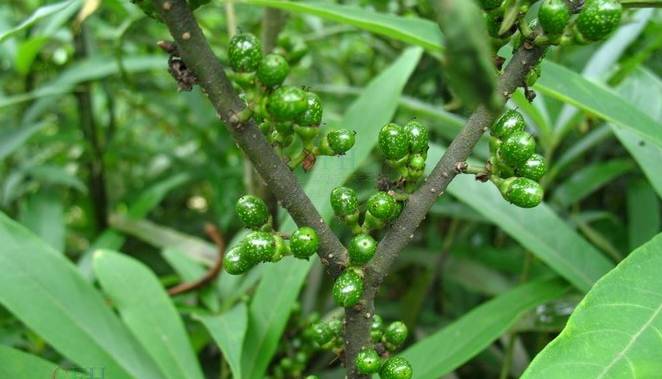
168, 223, 225, 296
152, 0, 348, 276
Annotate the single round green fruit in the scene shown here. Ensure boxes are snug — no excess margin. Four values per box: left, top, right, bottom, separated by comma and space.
327, 129, 356, 155
235, 195, 269, 229
499, 131, 536, 167
371, 315, 384, 342
228, 32, 262, 73
242, 231, 276, 263
515, 153, 546, 181
576, 0, 622, 41
297, 91, 323, 126
310, 322, 333, 346
332, 270, 364, 308
384, 321, 408, 348
330, 186, 359, 217
409, 154, 426, 171
257, 53, 289, 87
328, 318, 343, 336
380, 356, 413, 379
267, 86, 307, 122
355, 348, 381, 374
367, 192, 397, 221
224, 245, 253, 275
290, 226, 319, 259
501, 177, 544, 208
403, 120, 429, 154
491, 109, 525, 139
348, 234, 377, 265
379, 123, 409, 161
478, 0, 503, 10
539, 0, 570, 36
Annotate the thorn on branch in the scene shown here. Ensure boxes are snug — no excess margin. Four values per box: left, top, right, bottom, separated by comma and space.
158, 40, 198, 91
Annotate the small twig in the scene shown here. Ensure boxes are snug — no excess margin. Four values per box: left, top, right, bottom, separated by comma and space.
168, 223, 225, 296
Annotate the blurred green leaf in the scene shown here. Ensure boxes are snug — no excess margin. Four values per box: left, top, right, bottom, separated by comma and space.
0, 212, 164, 379
0, 0, 79, 42
195, 303, 248, 379
403, 277, 568, 379
18, 191, 65, 252
26, 165, 87, 193
0, 345, 58, 377
521, 233, 662, 378
93, 250, 205, 379
162, 247, 221, 312
0, 122, 47, 161
627, 179, 660, 250
240, 47, 423, 379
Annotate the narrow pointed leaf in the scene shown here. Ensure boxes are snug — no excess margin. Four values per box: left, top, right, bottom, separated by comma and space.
195, 304, 248, 379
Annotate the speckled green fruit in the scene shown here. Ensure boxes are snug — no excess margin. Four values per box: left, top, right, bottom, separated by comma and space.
403, 120, 429, 154
349, 234, 377, 265
379, 123, 409, 161
330, 186, 359, 217
491, 109, 525, 139
371, 315, 384, 342
501, 177, 544, 208
228, 33, 262, 73
576, 0, 622, 41
297, 91, 323, 126
241, 231, 276, 263
409, 154, 426, 171
367, 192, 397, 221
332, 270, 364, 308
267, 86, 307, 121
328, 318, 343, 336
310, 322, 333, 346
235, 195, 269, 228
380, 356, 413, 379
224, 245, 253, 275
327, 129, 356, 155
384, 321, 408, 348
290, 226, 319, 259
499, 131, 536, 167
515, 153, 546, 181
355, 348, 381, 374
478, 0, 503, 10
539, 0, 570, 36
257, 54, 289, 87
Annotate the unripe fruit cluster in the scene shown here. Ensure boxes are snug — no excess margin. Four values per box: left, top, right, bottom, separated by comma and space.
378, 120, 430, 192
488, 110, 545, 208
226, 32, 356, 171
224, 195, 320, 275
354, 316, 412, 378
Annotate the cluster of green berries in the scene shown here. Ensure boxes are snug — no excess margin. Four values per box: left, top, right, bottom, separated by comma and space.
354, 316, 412, 378
488, 109, 545, 208
378, 120, 430, 193
227, 32, 356, 171
224, 195, 320, 275
480, 0, 622, 49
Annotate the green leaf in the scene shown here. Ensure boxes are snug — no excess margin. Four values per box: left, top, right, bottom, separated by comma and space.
0, 0, 79, 42
18, 191, 65, 252
162, 247, 220, 312
240, 0, 443, 52
194, 303, 248, 379
93, 250, 205, 379
428, 145, 614, 292
0, 212, 164, 379
521, 233, 662, 378
551, 159, 634, 208
0, 346, 58, 378
403, 277, 568, 379
240, 47, 423, 379
26, 164, 87, 193
627, 179, 660, 250
0, 122, 47, 161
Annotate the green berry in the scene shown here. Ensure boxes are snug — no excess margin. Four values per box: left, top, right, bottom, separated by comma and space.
348, 234, 377, 265
515, 153, 546, 181
297, 91, 323, 126
499, 131, 536, 167
224, 245, 253, 275
501, 177, 544, 208
526, 65, 542, 87
242, 231, 276, 263
379, 123, 409, 161
485, 10, 505, 39
355, 348, 381, 374
271, 234, 289, 262
576, 0, 622, 42
538, 0, 570, 36
380, 356, 413, 379
267, 86, 307, 121
478, 0, 503, 10
371, 315, 384, 342
310, 322, 333, 346
384, 321, 408, 349
327, 129, 356, 155
235, 195, 269, 229
491, 109, 525, 139
257, 54, 289, 87
332, 270, 364, 308
304, 376, 320, 379
228, 33, 262, 73
409, 154, 426, 171
367, 192, 397, 221
328, 318, 343, 336
290, 226, 319, 259
330, 187, 359, 217
403, 120, 429, 154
